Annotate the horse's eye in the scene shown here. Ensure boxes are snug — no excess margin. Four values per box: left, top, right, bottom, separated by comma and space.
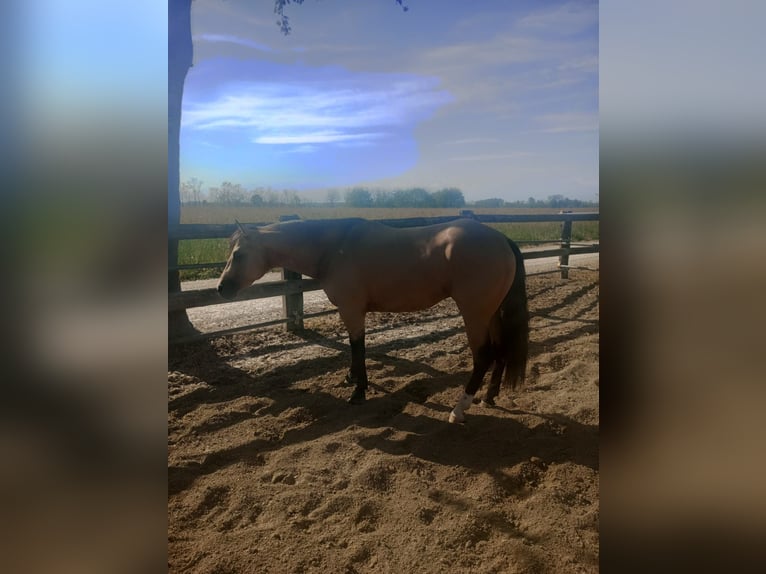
232, 251, 244, 263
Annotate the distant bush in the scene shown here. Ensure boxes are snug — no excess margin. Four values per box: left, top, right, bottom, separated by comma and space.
345, 187, 374, 207
185, 179, 595, 210
474, 197, 505, 208
345, 186, 466, 208
503, 194, 598, 209
432, 187, 466, 208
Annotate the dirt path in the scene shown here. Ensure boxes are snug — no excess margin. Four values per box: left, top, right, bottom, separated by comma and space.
169, 264, 599, 573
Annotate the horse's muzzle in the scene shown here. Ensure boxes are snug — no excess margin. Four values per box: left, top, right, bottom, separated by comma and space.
217, 280, 239, 300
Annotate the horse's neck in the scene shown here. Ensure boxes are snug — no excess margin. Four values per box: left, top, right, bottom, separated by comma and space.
262, 220, 347, 278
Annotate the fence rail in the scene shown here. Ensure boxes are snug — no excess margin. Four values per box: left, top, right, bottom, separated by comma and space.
168, 211, 598, 342
168, 211, 599, 241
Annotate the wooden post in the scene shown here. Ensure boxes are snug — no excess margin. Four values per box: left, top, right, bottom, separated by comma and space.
279, 215, 304, 332
559, 210, 573, 279
282, 268, 304, 331
167, 0, 197, 340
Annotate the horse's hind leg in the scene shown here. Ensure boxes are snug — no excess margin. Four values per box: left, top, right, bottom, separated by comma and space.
347, 334, 368, 404
449, 341, 493, 423
339, 309, 368, 404
482, 360, 504, 407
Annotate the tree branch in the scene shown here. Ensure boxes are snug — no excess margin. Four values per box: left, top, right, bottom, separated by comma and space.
274, 0, 408, 35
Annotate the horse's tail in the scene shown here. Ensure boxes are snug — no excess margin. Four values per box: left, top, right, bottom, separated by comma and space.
497, 238, 529, 389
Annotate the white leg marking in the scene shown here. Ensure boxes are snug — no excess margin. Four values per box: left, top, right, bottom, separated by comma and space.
448, 392, 474, 423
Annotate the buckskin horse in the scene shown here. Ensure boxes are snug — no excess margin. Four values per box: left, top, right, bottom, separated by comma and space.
217, 217, 528, 423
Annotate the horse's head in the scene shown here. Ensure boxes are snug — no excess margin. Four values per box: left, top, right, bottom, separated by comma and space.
217, 221, 269, 300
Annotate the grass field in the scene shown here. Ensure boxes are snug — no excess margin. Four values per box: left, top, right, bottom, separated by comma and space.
178, 206, 599, 281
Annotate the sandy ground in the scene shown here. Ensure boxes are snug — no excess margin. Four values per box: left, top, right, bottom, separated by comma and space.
168, 257, 599, 573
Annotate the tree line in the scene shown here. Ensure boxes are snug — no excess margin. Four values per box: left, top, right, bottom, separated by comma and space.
180, 179, 302, 206
343, 187, 466, 208
180, 179, 596, 209
474, 194, 598, 209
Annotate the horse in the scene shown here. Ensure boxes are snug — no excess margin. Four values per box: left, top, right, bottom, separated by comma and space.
217, 217, 529, 423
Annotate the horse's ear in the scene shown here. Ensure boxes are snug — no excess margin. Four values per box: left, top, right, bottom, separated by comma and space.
235, 219, 249, 237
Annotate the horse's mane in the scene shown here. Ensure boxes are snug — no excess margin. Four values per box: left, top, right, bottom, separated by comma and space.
228, 228, 246, 248
228, 218, 367, 249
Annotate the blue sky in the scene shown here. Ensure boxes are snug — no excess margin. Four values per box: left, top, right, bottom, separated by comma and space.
182, 0, 598, 202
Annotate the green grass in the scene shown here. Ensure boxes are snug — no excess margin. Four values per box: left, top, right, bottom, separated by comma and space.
488, 220, 600, 244
180, 205, 599, 224
177, 238, 230, 281
177, 206, 599, 281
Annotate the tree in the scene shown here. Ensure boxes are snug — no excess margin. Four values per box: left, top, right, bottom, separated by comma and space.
280, 189, 302, 206
275, 0, 408, 34
373, 189, 393, 207
390, 187, 434, 208
432, 187, 465, 208
250, 193, 264, 206
326, 189, 340, 206
548, 194, 566, 208
168, 0, 409, 338
211, 181, 246, 205
474, 198, 506, 208
180, 177, 203, 205
264, 189, 280, 205
345, 187, 373, 207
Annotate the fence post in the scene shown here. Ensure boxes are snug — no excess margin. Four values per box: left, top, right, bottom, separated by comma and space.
279, 215, 304, 332
559, 210, 573, 279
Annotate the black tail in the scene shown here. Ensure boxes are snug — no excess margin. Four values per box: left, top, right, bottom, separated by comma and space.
497, 239, 529, 389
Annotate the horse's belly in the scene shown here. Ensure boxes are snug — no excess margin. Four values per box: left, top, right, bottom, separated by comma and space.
366, 278, 448, 312
368, 297, 446, 313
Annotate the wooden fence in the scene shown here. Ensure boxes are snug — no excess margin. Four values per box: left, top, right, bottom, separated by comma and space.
168, 211, 598, 343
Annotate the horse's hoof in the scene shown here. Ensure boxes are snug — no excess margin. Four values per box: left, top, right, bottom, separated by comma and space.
342, 374, 355, 387
481, 398, 496, 408
448, 411, 465, 424
348, 389, 366, 404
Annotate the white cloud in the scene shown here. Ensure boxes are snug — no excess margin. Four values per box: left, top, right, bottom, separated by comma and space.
558, 55, 598, 73
441, 137, 501, 146
519, 1, 598, 32
253, 132, 385, 145
411, 21, 596, 112
194, 33, 275, 53
450, 152, 534, 162
535, 113, 599, 134
183, 73, 452, 147
279, 145, 319, 155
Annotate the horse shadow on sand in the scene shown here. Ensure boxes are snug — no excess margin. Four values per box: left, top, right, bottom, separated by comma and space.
168, 322, 597, 497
